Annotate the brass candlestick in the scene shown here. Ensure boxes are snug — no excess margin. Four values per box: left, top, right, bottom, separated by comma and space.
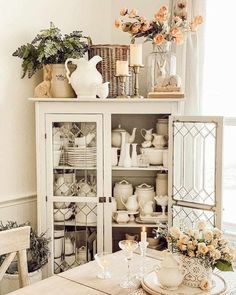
115, 74, 131, 99
130, 65, 144, 99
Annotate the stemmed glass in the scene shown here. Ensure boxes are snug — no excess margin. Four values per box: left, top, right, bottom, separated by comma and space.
94, 252, 112, 279
119, 240, 139, 288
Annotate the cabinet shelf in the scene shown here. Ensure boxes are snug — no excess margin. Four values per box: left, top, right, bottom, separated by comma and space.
112, 166, 168, 171
54, 165, 97, 170
54, 220, 97, 227
112, 221, 160, 228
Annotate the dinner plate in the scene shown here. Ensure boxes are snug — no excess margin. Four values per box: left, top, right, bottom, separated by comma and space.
135, 216, 167, 224
141, 271, 227, 295
139, 212, 168, 222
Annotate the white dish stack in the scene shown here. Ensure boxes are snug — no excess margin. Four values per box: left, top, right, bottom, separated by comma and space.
67, 147, 97, 167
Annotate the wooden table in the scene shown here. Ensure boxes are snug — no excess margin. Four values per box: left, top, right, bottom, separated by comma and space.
7, 250, 236, 295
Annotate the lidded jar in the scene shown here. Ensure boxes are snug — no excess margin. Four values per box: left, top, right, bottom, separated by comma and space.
135, 183, 155, 203
113, 180, 133, 210
156, 118, 168, 136
156, 172, 168, 197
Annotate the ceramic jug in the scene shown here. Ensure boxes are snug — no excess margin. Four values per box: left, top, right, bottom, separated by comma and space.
155, 251, 185, 290
121, 194, 139, 213
65, 56, 103, 98
152, 134, 167, 149
141, 128, 153, 141
139, 200, 154, 216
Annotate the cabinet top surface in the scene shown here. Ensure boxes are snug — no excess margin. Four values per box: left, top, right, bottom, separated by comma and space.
29, 97, 184, 103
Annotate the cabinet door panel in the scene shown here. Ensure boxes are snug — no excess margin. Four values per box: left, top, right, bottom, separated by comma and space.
45, 114, 103, 275
168, 116, 223, 229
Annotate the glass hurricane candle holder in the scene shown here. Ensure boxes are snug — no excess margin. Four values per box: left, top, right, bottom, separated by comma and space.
138, 241, 149, 278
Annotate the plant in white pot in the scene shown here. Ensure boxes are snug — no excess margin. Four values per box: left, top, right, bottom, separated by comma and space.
12, 22, 89, 98
0, 221, 50, 295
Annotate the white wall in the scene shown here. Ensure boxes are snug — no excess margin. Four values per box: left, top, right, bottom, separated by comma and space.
111, 0, 168, 96
0, 0, 111, 225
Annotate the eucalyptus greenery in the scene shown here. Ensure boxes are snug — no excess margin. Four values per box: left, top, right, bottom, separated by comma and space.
13, 22, 89, 78
0, 221, 50, 273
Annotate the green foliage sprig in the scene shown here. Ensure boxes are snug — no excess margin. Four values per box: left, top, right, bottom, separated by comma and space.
13, 22, 89, 78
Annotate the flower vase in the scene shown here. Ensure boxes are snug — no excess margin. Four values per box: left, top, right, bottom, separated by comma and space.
131, 143, 138, 167
146, 42, 176, 94
118, 132, 126, 167
180, 255, 212, 288
123, 143, 131, 168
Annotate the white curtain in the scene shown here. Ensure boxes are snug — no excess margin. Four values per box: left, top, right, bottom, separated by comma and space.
176, 0, 206, 115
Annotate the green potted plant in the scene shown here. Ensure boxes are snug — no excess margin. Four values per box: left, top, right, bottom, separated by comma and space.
13, 22, 89, 98
0, 221, 50, 294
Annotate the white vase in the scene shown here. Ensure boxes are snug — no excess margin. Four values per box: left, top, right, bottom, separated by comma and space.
123, 143, 131, 168
181, 255, 212, 288
131, 143, 138, 167
118, 131, 126, 166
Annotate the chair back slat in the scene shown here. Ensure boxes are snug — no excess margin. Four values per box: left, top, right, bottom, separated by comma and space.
0, 226, 30, 255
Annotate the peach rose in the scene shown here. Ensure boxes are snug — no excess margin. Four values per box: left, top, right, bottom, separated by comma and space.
171, 27, 180, 36
177, 0, 187, 9
207, 245, 215, 252
213, 228, 222, 238
131, 23, 141, 34
188, 250, 195, 257
212, 249, 221, 260
187, 241, 197, 251
179, 234, 190, 245
190, 21, 197, 32
159, 5, 168, 14
197, 220, 207, 231
153, 33, 165, 45
194, 15, 204, 25
129, 8, 138, 18
120, 7, 128, 16
200, 278, 211, 291
155, 11, 167, 22
138, 16, 147, 22
198, 242, 208, 255
204, 230, 213, 242
115, 19, 122, 29
169, 226, 182, 239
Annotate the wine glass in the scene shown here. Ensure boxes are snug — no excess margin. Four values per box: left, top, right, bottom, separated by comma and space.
118, 240, 139, 288
94, 252, 112, 279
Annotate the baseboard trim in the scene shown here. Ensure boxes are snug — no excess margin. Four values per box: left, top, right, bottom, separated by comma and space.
0, 193, 37, 209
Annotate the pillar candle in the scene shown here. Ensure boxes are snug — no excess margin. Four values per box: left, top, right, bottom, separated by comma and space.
141, 226, 147, 243
116, 60, 129, 75
130, 44, 143, 66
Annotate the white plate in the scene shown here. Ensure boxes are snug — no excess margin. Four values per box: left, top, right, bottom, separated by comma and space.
139, 213, 168, 223
141, 271, 227, 295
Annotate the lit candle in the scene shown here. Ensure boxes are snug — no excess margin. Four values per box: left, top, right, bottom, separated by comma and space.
116, 60, 129, 76
141, 226, 147, 243
130, 44, 143, 66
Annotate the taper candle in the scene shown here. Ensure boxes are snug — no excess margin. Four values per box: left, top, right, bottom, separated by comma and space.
141, 226, 147, 243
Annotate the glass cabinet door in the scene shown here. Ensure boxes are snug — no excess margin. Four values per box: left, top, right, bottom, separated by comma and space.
45, 114, 103, 275
168, 116, 223, 229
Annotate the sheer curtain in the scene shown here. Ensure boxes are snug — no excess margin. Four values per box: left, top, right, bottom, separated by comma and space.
176, 0, 206, 115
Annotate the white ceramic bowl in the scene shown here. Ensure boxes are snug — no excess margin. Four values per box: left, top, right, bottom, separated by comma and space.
76, 203, 97, 224
54, 208, 73, 221
140, 148, 163, 165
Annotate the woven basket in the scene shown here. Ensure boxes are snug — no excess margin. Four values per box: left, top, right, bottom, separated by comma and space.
88, 44, 134, 98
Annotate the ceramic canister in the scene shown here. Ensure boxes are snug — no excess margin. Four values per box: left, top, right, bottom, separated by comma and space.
135, 183, 155, 204
156, 118, 168, 135
113, 180, 133, 210
156, 173, 168, 196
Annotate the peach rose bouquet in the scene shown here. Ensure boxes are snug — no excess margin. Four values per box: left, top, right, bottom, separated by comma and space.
168, 221, 235, 290
115, 1, 203, 44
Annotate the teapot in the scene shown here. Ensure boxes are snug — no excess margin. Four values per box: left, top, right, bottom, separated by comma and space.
112, 124, 137, 148
139, 200, 154, 216
65, 56, 103, 98
74, 132, 95, 147
113, 211, 130, 224
155, 251, 185, 291
152, 134, 167, 149
141, 128, 153, 141
121, 194, 139, 213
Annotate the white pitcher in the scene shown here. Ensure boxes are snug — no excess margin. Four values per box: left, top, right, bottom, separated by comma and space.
65, 56, 103, 98
121, 194, 139, 213
139, 200, 154, 216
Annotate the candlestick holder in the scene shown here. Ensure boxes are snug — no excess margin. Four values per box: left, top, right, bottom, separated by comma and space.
130, 65, 144, 99
115, 74, 131, 99
138, 241, 149, 278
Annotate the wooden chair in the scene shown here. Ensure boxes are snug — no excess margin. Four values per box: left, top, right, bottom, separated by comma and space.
0, 226, 30, 288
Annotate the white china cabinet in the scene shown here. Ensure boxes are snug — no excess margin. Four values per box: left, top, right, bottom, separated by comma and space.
31, 98, 223, 275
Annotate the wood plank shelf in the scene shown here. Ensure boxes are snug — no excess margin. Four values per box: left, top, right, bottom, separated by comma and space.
112, 221, 159, 228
